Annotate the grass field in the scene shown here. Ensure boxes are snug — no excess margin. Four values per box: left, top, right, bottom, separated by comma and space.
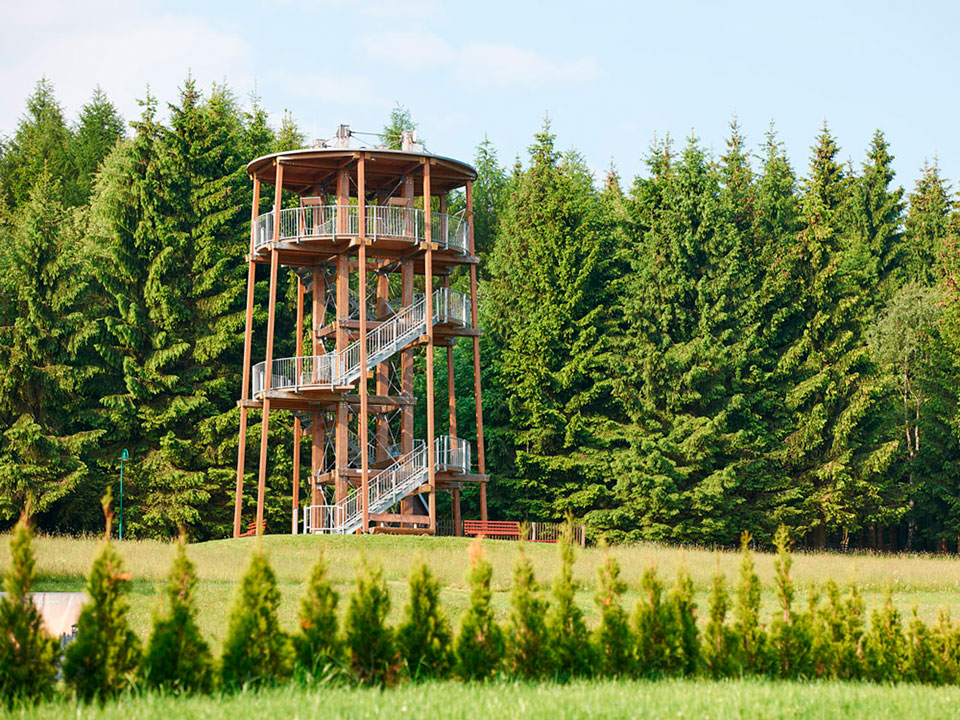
6, 532, 960, 653
6, 679, 960, 719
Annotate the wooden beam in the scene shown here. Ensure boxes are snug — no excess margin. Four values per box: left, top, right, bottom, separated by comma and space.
424, 163, 436, 534
467, 181, 488, 521
358, 154, 370, 533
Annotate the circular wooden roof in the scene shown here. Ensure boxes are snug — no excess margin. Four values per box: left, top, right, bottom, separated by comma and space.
246, 147, 476, 196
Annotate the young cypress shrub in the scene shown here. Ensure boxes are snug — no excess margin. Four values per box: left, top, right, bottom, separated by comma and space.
219, 550, 294, 690
546, 532, 590, 679
506, 546, 551, 680
864, 583, 907, 682
702, 562, 735, 678
838, 580, 868, 680
768, 525, 812, 679
63, 493, 141, 702
905, 606, 938, 684
455, 539, 504, 681
633, 566, 668, 677
143, 535, 214, 693
806, 583, 834, 678
0, 512, 59, 705
667, 565, 700, 676
295, 552, 342, 679
344, 557, 396, 686
732, 531, 770, 675
397, 561, 452, 681
592, 552, 634, 678
931, 609, 959, 684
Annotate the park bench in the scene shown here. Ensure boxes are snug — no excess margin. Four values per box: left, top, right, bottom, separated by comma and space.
238, 519, 266, 538
463, 520, 521, 540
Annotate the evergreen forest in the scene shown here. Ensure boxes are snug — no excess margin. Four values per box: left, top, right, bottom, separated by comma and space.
2, 78, 959, 550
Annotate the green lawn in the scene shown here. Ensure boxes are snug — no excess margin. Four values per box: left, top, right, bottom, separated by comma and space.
5, 532, 960, 653
7, 679, 960, 719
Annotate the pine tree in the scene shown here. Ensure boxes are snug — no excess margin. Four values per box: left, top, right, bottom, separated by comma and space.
344, 557, 396, 686
546, 535, 590, 679
505, 546, 551, 679
397, 561, 451, 680
295, 552, 341, 677
455, 539, 504, 680
381, 104, 419, 149
0, 512, 59, 705
219, 549, 294, 689
143, 535, 214, 693
0, 170, 104, 525
63, 493, 141, 701
592, 551, 634, 677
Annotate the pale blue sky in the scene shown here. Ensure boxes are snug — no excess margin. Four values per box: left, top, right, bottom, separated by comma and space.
2, 0, 958, 188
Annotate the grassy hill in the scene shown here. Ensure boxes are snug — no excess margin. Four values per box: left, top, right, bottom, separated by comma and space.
8, 533, 960, 653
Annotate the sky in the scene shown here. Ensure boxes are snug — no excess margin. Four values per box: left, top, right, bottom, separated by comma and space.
2, 0, 959, 189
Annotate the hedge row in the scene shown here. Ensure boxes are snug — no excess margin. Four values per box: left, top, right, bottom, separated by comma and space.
0, 513, 958, 706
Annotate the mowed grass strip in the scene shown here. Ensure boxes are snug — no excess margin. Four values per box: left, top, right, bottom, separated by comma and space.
7, 679, 960, 720
5, 534, 960, 651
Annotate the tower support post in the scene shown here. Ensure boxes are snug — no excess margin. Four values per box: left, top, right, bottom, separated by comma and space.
466, 181, 488, 521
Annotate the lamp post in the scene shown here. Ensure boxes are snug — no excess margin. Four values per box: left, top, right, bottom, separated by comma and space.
119, 448, 129, 540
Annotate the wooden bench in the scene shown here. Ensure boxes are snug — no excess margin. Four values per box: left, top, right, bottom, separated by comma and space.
238, 519, 266, 538
463, 520, 521, 540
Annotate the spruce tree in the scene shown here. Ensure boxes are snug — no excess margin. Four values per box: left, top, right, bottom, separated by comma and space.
397, 561, 451, 680
344, 557, 396, 686
732, 532, 769, 674
546, 535, 590, 679
505, 546, 550, 679
219, 549, 294, 689
865, 583, 907, 681
71, 86, 124, 204
768, 525, 812, 678
702, 561, 735, 678
455, 539, 504, 680
295, 552, 341, 677
592, 551, 634, 677
633, 566, 669, 677
668, 565, 700, 676
63, 493, 142, 701
143, 535, 214, 693
0, 512, 59, 705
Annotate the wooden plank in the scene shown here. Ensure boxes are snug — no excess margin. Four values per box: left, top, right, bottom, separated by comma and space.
466, 181, 488, 521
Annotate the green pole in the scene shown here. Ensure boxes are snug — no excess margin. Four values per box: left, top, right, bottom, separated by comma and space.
119, 448, 129, 540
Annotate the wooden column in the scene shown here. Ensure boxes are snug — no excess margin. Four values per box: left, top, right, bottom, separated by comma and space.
256, 162, 284, 535
375, 269, 390, 464
400, 175, 416, 518
466, 181, 488, 521
292, 276, 304, 534
311, 266, 323, 523
358, 155, 370, 533
335, 169, 351, 505
452, 488, 462, 537
233, 177, 260, 538
424, 162, 436, 533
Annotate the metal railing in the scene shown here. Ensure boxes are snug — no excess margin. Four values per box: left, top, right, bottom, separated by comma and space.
253, 204, 469, 253
251, 289, 470, 396
301, 436, 468, 534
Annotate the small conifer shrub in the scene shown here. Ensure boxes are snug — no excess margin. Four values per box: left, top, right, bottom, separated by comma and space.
219, 549, 295, 690
143, 534, 214, 693
667, 565, 700, 676
732, 531, 770, 674
702, 561, 735, 678
295, 552, 342, 678
865, 583, 907, 682
455, 539, 504, 681
930, 609, 959, 684
769, 525, 812, 679
0, 512, 59, 705
633, 566, 669, 677
905, 606, 938, 684
345, 557, 396, 686
506, 546, 551, 680
397, 561, 452, 680
546, 530, 590, 679
63, 492, 142, 701
592, 551, 634, 677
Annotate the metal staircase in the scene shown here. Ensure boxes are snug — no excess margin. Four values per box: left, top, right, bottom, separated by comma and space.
302, 435, 470, 534
252, 287, 470, 396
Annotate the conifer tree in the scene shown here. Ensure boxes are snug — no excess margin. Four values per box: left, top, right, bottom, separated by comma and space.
295, 552, 341, 677
633, 566, 669, 677
506, 546, 551, 679
768, 525, 812, 678
455, 539, 504, 680
381, 104, 419, 149
702, 561, 735, 678
71, 86, 124, 204
905, 607, 938, 683
546, 534, 590, 679
592, 551, 634, 677
143, 535, 214, 693
865, 583, 907, 681
668, 565, 700, 676
397, 561, 451, 680
219, 549, 294, 689
732, 532, 769, 673
0, 512, 59, 705
344, 557, 396, 686
903, 163, 952, 285
472, 136, 508, 263
63, 493, 142, 701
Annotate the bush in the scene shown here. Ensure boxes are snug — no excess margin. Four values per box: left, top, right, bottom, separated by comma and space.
63, 494, 142, 702
592, 551, 634, 677
546, 533, 590, 679
668, 565, 700, 676
219, 549, 294, 690
506, 546, 551, 680
702, 561, 736, 678
397, 561, 452, 680
143, 535, 214, 693
345, 557, 396, 686
905, 606, 938, 683
0, 513, 59, 705
865, 583, 907, 682
768, 526, 812, 679
295, 552, 342, 679
634, 566, 669, 677
732, 531, 770, 674
455, 539, 504, 681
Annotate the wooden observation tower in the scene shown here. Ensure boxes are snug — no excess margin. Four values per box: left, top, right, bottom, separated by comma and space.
233, 126, 488, 537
